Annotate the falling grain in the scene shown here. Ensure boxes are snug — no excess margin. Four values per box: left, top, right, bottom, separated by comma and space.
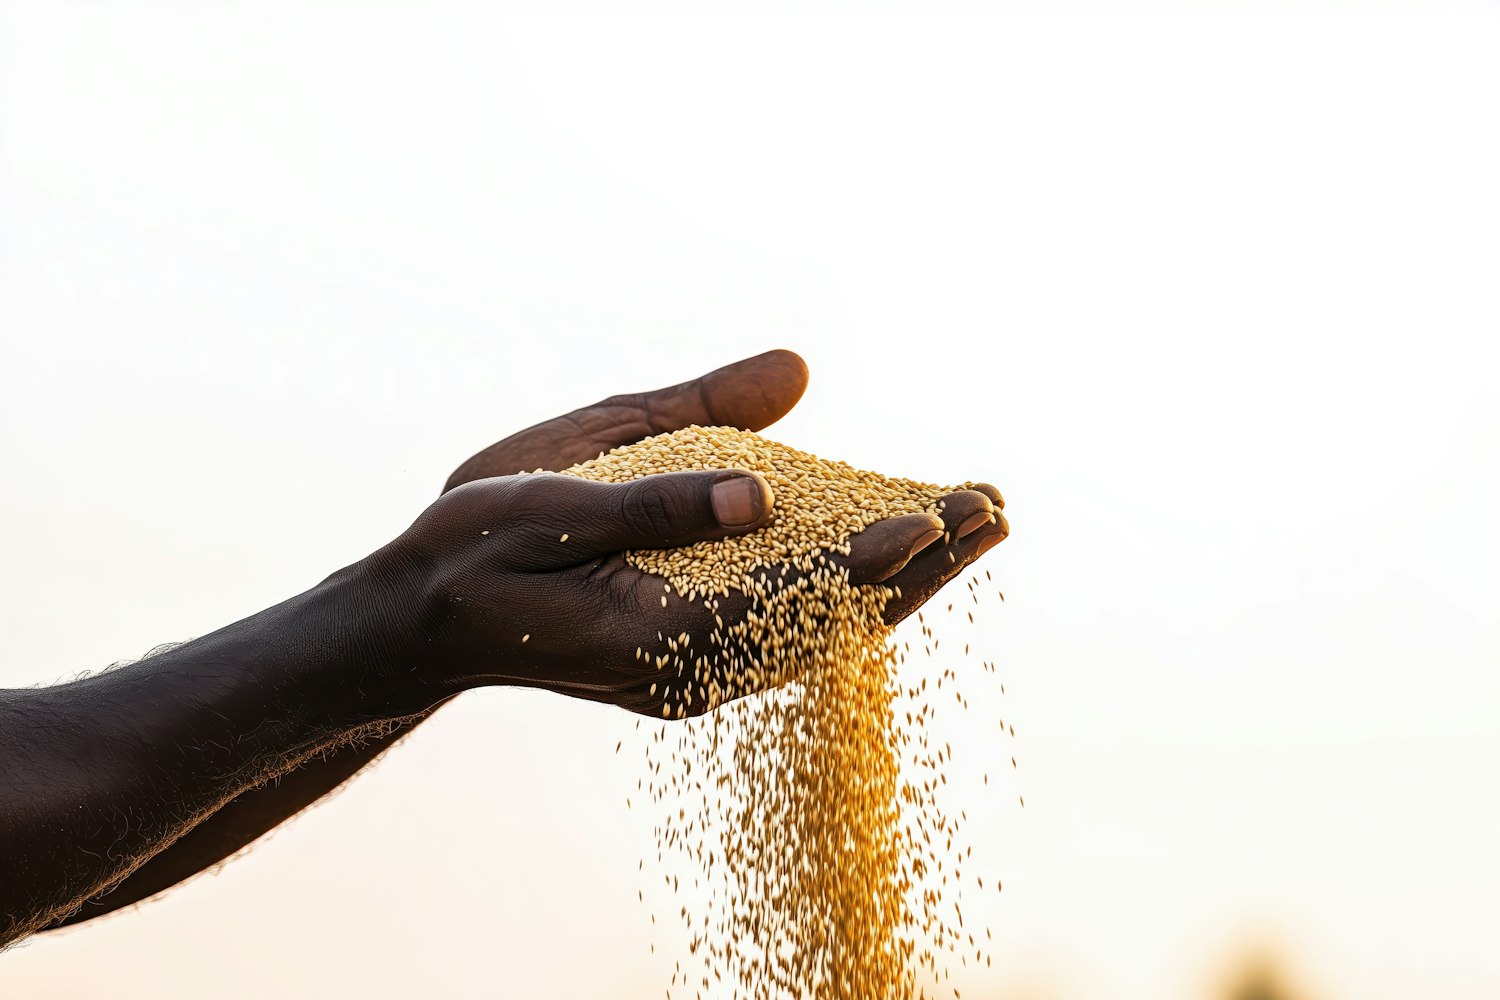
560, 426, 1007, 999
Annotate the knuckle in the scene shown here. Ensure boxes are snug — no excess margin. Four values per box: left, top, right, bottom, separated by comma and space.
505, 471, 563, 505
441, 474, 530, 514
415, 479, 496, 535
971, 482, 1004, 508
597, 391, 642, 411
412, 475, 552, 561
622, 482, 679, 541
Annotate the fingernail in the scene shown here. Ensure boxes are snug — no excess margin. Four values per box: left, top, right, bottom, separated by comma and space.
711, 474, 767, 527
974, 531, 1005, 557
910, 528, 944, 560
956, 511, 992, 540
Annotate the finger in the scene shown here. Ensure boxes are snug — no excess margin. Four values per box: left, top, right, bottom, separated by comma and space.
933, 487, 1001, 543
832, 513, 946, 585
564, 348, 809, 454
967, 481, 1005, 511
881, 504, 1008, 624
507, 470, 774, 564
617, 348, 810, 436
444, 350, 808, 489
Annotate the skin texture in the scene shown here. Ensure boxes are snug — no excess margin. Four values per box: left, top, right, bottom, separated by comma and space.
0, 349, 1007, 945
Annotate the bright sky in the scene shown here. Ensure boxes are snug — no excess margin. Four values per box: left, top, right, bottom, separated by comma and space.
1, 3, 1496, 998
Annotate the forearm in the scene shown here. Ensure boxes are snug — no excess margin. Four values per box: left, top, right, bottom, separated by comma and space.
44, 705, 442, 931
0, 561, 426, 946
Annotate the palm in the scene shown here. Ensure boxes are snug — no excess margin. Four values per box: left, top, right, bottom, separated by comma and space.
428, 351, 805, 712
433, 349, 1006, 717
446, 556, 717, 709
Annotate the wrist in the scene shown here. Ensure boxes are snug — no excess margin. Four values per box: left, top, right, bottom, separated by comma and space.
293, 552, 443, 722
344, 537, 483, 717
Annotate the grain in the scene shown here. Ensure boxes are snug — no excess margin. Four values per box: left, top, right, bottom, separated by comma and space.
561, 426, 1004, 999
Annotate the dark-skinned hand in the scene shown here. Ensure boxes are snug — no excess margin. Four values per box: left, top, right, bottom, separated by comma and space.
1, 349, 1006, 945
370, 349, 1007, 719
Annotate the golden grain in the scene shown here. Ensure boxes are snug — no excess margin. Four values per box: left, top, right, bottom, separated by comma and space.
560, 426, 1001, 999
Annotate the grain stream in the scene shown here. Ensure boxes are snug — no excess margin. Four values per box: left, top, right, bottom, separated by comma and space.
563, 426, 1002, 999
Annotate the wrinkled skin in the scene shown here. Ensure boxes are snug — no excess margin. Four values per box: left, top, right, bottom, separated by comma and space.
2, 349, 1005, 943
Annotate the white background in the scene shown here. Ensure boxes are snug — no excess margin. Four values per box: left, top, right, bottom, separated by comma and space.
2, 3, 1497, 998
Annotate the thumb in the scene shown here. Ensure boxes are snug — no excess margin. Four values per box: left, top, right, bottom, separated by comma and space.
552, 469, 774, 558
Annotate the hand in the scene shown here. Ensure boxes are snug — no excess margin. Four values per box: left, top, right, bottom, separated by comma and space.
438, 348, 1005, 627
364, 351, 1007, 718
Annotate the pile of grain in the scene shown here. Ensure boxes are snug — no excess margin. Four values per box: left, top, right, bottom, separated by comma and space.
563, 426, 1000, 999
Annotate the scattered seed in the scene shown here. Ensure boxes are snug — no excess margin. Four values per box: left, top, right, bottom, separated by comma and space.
558, 425, 1008, 997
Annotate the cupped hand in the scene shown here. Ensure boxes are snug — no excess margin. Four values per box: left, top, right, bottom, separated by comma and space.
440, 345, 1008, 627
367, 351, 1007, 718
